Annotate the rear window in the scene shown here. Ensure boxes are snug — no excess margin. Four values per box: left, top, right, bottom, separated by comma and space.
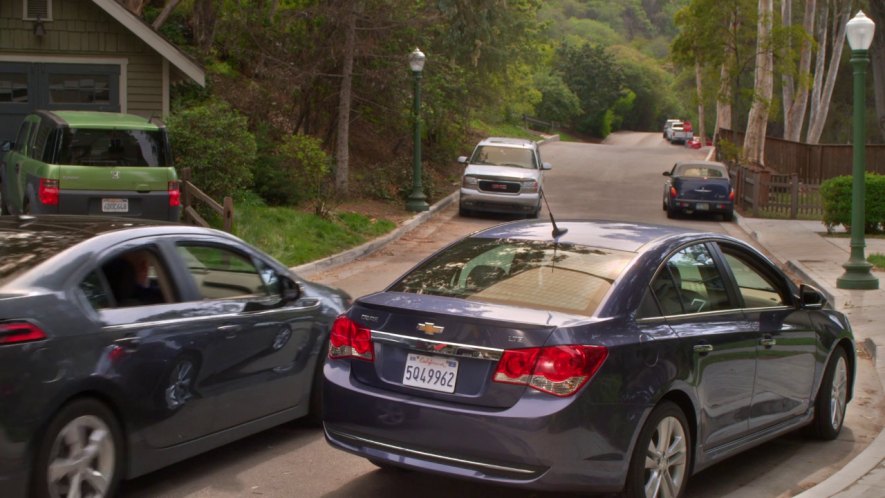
56, 128, 170, 167
676, 166, 726, 178
389, 238, 634, 316
0, 231, 87, 284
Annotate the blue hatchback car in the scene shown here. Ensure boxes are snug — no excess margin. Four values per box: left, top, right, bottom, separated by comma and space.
323, 220, 854, 498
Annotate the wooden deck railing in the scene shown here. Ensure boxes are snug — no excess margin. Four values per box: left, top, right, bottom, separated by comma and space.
179, 168, 234, 232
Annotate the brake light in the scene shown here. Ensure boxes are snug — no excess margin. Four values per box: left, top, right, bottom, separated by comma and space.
729, 188, 735, 201
168, 181, 181, 207
328, 316, 374, 361
39, 178, 59, 206
493, 345, 607, 397
670, 186, 678, 198
0, 322, 47, 345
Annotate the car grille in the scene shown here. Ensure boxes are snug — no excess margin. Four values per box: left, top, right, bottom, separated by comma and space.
478, 180, 521, 194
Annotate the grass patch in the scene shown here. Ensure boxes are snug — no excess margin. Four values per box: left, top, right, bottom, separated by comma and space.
230, 196, 396, 267
868, 253, 885, 270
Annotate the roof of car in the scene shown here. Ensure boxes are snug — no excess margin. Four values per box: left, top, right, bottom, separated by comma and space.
470, 219, 710, 253
42, 110, 164, 131
477, 137, 537, 149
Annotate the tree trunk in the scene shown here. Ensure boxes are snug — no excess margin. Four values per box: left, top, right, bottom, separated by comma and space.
335, 1, 358, 192
152, 0, 183, 30
870, 1, 885, 142
784, 0, 816, 142
695, 60, 706, 142
192, 0, 217, 55
716, 61, 733, 140
782, 0, 795, 137
806, 1, 850, 144
743, 0, 775, 166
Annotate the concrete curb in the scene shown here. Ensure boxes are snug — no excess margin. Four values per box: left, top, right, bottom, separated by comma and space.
291, 191, 458, 276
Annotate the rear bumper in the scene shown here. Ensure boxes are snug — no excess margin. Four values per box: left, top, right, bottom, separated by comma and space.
671, 199, 733, 215
322, 361, 638, 493
42, 190, 181, 221
459, 189, 540, 215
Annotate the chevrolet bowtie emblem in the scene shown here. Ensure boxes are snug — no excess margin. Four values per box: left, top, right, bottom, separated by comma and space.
417, 322, 444, 335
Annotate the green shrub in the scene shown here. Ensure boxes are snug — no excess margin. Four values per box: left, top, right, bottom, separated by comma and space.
820, 173, 885, 233
167, 99, 257, 201
278, 134, 336, 216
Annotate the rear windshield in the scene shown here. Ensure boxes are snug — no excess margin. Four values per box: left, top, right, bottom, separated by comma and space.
389, 238, 634, 316
676, 165, 726, 178
469, 146, 537, 169
0, 231, 88, 284
57, 128, 170, 167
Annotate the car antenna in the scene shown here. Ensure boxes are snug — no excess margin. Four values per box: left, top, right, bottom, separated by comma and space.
541, 190, 567, 238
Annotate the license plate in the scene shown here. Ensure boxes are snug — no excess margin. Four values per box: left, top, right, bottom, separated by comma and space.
696, 203, 709, 211
403, 353, 458, 393
102, 198, 129, 213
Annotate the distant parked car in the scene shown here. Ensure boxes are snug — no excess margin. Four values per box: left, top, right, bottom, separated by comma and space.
0, 110, 180, 221
663, 119, 681, 138
0, 216, 350, 497
323, 219, 854, 498
666, 122, 693, 144
457, 137, 551, 218
663, 160, 735, 221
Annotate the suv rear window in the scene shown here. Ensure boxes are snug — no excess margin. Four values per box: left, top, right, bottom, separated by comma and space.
389, 238, 633, 316
57, 128, 170, 167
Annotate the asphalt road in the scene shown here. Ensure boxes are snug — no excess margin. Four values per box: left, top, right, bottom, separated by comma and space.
121, 133, 884, 498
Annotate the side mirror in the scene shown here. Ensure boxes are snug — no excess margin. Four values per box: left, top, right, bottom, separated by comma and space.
541, 162, 552, 171
798, 284, 827, 310
279, 275, 302, 302
457, 156, 468, 164
1, 141, 12, 153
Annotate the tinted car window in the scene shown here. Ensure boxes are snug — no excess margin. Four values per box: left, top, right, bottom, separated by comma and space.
177, 244, 269, 300
57, 128, 169, 167
12, 120, 32, 153
389, 238, 633, 316
100, 248, 173, 308
651, 244, 731, 315
722, 251, 786, 308
79, 270, 112, 310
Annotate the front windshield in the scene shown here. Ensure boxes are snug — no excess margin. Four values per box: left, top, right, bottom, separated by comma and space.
469, 146, 537, 169
389, 238, 634, 316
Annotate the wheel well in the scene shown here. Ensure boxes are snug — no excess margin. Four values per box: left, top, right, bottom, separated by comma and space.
836, 339, 856, 402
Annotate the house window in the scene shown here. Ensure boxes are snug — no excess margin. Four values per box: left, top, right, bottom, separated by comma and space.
24, 0, 52, 21
48, 74, 111, 104
0, 74, 28, 103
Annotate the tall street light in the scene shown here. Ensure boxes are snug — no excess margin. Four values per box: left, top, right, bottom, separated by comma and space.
406, 48, 429, 212
837, 11, 879, 290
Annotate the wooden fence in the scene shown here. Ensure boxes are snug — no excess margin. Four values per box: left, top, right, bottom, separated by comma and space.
180, 168, 234, 232
730, 165, 823, 219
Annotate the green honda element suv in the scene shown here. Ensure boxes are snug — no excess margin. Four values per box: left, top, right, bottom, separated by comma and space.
0, 111, 180, 221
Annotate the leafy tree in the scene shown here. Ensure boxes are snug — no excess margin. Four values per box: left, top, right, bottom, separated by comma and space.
556, 43, 626, 136
534, 72, 582, 125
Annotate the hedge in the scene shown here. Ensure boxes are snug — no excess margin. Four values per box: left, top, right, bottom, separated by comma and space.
820, 173, 885, 233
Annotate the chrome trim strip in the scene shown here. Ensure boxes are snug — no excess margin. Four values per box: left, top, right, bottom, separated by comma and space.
371, 330, 504, 361
331, 430, 538, 475
102, 303, 320, 332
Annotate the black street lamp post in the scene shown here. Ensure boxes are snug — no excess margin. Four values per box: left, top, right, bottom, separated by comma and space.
837, 11, 879, 290
406, 48, 429, 212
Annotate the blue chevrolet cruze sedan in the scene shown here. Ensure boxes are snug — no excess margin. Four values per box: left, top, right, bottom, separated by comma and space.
323, 219, 854, 498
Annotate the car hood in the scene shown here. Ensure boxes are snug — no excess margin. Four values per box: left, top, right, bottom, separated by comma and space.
464, 164, 541, 181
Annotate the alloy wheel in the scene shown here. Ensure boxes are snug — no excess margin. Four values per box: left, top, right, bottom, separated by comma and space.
829, 355, 848, 431
643, 415, 688, 498
46, 414, 116, 498
165, 360, 195, 409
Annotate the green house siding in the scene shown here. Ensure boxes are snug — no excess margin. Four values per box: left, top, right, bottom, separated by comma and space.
1, 0, 168, 117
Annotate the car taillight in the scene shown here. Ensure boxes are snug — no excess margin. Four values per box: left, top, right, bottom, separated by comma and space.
493, 345, 608, 397
328, 316, 374, 361
729, 188, 735, 201
39, 178, 59, 206
168, 181, 181, 207
520, 179, 539, 193
462, 176, 478, 189
0, 322, 47, 345
670, 186, 678, 198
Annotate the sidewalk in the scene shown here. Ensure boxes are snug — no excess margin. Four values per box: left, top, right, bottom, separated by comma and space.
735, 215, 885, 498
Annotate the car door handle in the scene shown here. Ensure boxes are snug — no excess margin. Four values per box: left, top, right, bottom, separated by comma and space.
218, 324, 242, 338
760, 337, 776, 348
693, 344, 714, 354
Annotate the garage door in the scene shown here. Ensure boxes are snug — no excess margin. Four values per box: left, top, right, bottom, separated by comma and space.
0, 62, 120, 144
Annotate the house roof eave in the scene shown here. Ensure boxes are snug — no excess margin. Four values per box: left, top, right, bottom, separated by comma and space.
91, 0, 205, 87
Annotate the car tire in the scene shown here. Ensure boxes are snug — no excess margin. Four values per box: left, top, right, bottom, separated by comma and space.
666, 203, 677, 219
32, 399, 124, 498
807, 348, 849, 441
722, 210, 734, 222
458, 203, 471, 217
624, 401, 691, 498
306, 341, 330, 425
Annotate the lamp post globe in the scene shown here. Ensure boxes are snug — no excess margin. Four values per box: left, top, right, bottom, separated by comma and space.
837, 11, 879, 290
406, 48, 429, 212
